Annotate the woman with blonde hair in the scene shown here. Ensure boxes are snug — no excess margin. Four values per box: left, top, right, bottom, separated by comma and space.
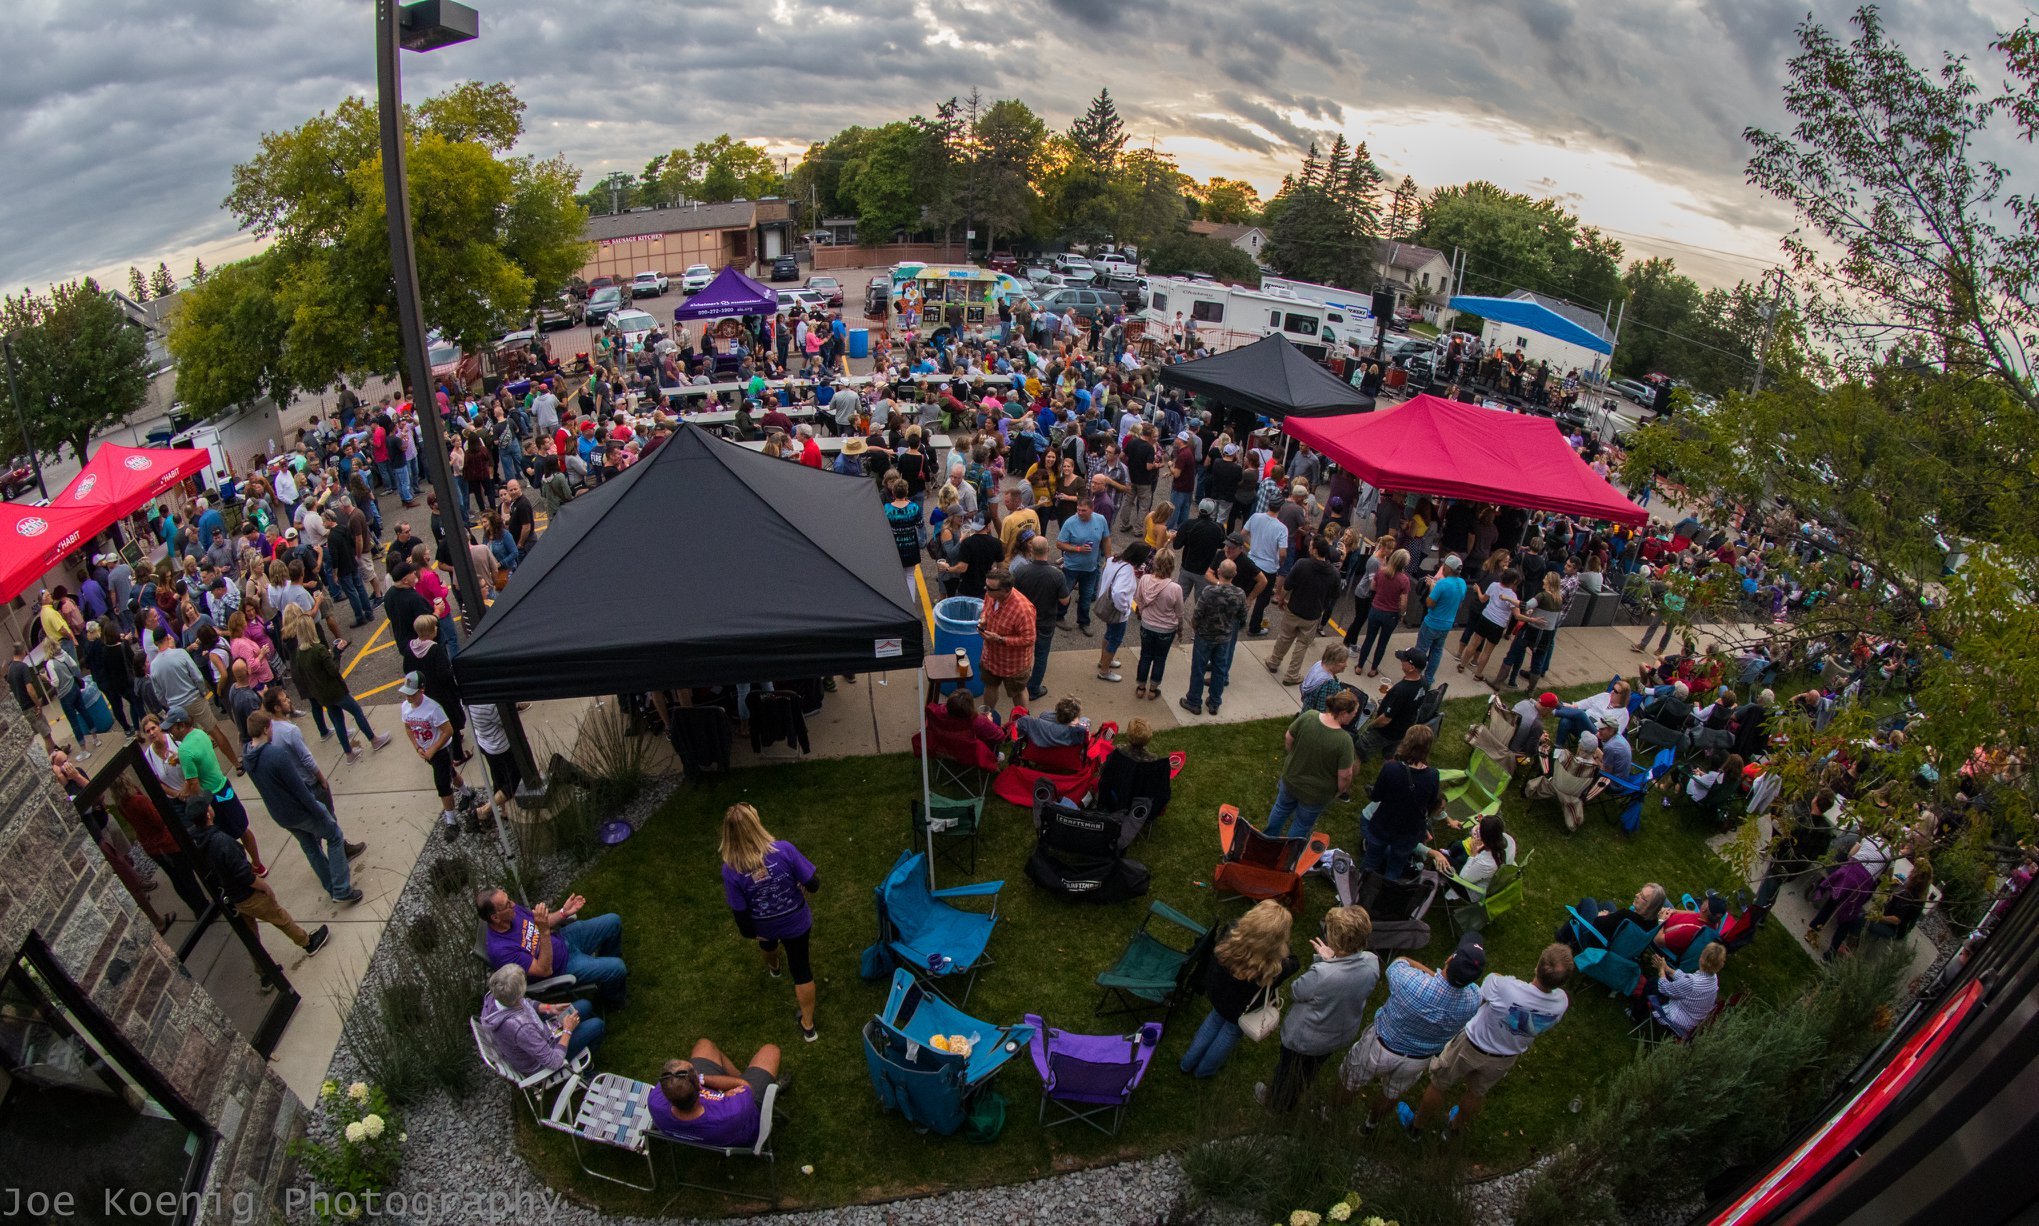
720, 803, 822, 1042
1180, 899, 1299, 1078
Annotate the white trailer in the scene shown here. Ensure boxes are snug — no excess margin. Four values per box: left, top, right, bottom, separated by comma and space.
1258, 274, 1379, 351
1139, 277, 1334, 358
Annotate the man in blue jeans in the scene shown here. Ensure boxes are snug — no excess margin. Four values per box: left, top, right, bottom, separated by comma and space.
1266, 690, 1361, 838
1414, 554, 1467, 689
479, 886, 630, 1006
1057, 497, 1110, 633
1182, 560, 1248, 715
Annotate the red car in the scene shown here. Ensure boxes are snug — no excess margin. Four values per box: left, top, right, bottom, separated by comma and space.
987, 251, 1019, 273
805, 275, 844, 308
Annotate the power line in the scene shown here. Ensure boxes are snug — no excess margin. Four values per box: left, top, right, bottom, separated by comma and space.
1589, 225, 1782, 271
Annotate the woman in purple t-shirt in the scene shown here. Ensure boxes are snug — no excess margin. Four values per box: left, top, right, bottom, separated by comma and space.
721, 803, 822, 1041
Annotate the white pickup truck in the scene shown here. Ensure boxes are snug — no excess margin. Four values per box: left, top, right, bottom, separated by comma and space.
630, 270, 669, 298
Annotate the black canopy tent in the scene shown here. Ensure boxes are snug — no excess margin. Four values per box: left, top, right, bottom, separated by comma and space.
454, 424, 925, 702
1157, 334, 1376, 420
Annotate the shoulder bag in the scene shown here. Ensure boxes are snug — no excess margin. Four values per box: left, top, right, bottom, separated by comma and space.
1238, 980, 1284, 1042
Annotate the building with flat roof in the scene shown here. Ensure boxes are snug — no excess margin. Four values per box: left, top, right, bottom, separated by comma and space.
577, 199, 793, 286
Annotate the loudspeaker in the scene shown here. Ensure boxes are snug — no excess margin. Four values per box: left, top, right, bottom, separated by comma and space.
1652, 381, 1675, 415
1370, 290, 1397, 321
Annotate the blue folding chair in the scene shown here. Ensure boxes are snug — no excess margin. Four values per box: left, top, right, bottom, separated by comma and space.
1597, 749, 1676, 834
862, 969, 1035, 1137
1659, 925, 1722, 973
874, 849, 1003, 1004
1568, 907, 1662, 997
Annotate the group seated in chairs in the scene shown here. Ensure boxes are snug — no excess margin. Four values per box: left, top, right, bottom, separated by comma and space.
992, 697, 1119, 808
1553, 880, 1739, 1040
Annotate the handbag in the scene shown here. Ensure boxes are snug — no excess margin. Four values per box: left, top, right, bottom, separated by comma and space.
1237, 981, 1284, 1042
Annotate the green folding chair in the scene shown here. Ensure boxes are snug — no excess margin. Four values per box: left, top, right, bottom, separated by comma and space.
1094, 900, 1212, 1017
910, 794, 987, 875
1442, 753, 1514, 827
1447, 849, 1533, 935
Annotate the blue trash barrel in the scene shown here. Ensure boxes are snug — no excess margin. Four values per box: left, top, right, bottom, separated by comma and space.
932, 596, 984, 696
777, 387, 793, 407
848, 328, 870, 359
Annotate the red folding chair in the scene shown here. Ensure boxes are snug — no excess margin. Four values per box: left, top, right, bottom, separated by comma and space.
1211, 804, 1330, 912
991, 708, 1119, 808
913, 712, 1003, 801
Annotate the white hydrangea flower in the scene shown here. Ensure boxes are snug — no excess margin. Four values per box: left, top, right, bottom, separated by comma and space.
343, 1121, 366, 1144
361, 1114, 385, 1139
346, 1082, 370, 1103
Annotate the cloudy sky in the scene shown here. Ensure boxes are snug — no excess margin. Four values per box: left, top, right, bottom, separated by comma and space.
0, 0, 2023, 301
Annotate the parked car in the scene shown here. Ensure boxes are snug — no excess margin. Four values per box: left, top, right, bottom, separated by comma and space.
1092, 249, 1135, 277
2, 457, 37, 499
1051, 254, 1097, 283
1105, 272, 1148, 305
777, 289, 826, 312
803, 230, 836, 247
534, 294, 581, 330
1028, 271, 1072, 294
587, 275, 619, 295
427, 333, 462, 384
1039, 287, 1119, 324
865, 276, 890, 315
679, 264, 715, 294
986, 251, 1020, 273
608, 309, 658, 348
630, 270, 669, 298
584, 285, 625, 324
1381, 337, 1434, 364
769, 255, 801, 282
805, 275, 844, 307
1020, 263, 1053, 284
1608, 377, 1655, 404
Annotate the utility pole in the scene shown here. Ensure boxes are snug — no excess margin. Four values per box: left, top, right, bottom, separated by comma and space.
1751, 269, 1787, 395
2, 337, 48, 500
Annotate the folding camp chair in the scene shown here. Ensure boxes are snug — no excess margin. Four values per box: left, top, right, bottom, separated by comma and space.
1442, 752, 1515, 827
862, 969, 1035, 1137
646, 1082, 784, 1203
1632, 990, 1743, 1050
910, 794, 987, 874
471, 1017, 590, 1120
1332, 856, 1441, 952
1094, 900, 1212, 1017
1595, 753, 1671, 835
1632, 718, 1691, 758
991, 714, 1119, 808
873, 849, 1003, 1005
1525, 746, 1603, 832
1025, 785, 1151, 903
1568, 908, 1662, 997
472, 923, 581, 1003
1096, 748, 1187, 825
912, 715, 1001, 801
1659, 924, 1722, 973
543, 1071, 658, 1191
1447, 849, 1534, 935
1211, 804, 1330, 911
1462, 694, 1526, 769
1024, 1014, 1163, 1135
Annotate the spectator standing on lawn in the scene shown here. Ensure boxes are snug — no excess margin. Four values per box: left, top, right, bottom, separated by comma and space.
720, 803, 823, 1043
1179, 900, 1298, 1078
1261, 905, 1378, 1112
1410, 943, 1573, 1140
1336, 935, 1486, 1135
1266, 690, 1361, 839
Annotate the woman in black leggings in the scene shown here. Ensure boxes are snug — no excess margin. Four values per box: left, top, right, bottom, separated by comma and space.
720, 803, 823, 1042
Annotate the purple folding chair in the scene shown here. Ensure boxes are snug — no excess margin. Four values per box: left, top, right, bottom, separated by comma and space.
1022, 1012, 1163, 1135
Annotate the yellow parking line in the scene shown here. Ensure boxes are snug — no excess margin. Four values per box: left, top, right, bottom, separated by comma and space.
914, 566, 935, 641
355, 678, 400, 700
342, 620, 387, 679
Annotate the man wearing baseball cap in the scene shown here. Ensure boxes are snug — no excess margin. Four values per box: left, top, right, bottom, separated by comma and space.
1337, 933, 1486, 1134
1414, 554, 1467, 689
399, 671, 469, 839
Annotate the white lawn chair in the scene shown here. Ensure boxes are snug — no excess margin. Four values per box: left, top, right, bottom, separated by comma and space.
469, 1016, 589, 1121
544, 1072, 656, 1191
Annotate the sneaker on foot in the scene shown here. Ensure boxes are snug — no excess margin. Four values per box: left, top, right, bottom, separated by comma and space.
333, 888, 365, 905
1206, 701, 1220, 715
371, 733, 392, 751
1178, 697, 1201, 714
795, 1007, 817, 1042
305, 926, 332, 955
1097, 671, 1122, 682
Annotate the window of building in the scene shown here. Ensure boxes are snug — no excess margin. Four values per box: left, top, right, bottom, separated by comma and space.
0, 937, 213, 1223
1191, 300, 1225, 324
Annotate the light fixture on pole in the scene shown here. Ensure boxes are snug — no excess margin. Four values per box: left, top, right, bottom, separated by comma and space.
375, 0, 546, 849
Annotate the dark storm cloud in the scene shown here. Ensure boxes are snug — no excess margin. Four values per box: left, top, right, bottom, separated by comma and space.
0, 0, 2017, 293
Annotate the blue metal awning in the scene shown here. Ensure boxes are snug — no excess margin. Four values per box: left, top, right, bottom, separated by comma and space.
1449, 294, 1614, 356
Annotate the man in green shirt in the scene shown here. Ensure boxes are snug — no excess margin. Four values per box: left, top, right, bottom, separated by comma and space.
166, 705, 269, 877
1267, 689, 1360, 839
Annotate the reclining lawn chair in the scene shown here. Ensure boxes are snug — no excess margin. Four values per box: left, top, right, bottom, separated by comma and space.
1026, 783, 1152, 903
912, 714, 1002, 801
1568, 908, 1662, 997
1463, 694, 1528, 769
1096, 747, 1187, 824
872, 849, 1003, 1005
862, 969, 1035, 1138
1595, 751, 1674, 835
1094, 900, 1213, 1017
1447, 849, 1534, 936
1329, 853, 1442, 952
1442, 752, 1515, 827
541, 1070, 660, 1191
1211, 804, 1330, 911
1631, 717, 1692, 758
991, 712, 1120, 808
910, 794, 987, 875
1024, 1013, 1164, 1135
1659, 923, 1722, 973
472, 1017, 591, 1121
1525, 746, 1606, 832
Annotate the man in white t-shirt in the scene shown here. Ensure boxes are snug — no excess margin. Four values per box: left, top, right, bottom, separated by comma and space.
1554, 679, 1632, 748
399, 671, 467, 838
1411, 943, 1573, 1138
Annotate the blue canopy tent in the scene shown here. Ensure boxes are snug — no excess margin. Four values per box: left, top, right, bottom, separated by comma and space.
1448, 293, 1614, 356
673, 266, 778, 320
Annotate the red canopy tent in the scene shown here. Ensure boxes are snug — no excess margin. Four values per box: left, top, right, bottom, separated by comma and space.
0, 502, 102, 604
1283, 393, 1647, 526
0, 443, 211, 604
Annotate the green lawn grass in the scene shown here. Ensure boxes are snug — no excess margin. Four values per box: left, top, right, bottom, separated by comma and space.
514, 682, 1813, 1215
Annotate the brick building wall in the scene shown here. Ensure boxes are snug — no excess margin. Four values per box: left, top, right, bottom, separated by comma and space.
0, 714, 302, 1219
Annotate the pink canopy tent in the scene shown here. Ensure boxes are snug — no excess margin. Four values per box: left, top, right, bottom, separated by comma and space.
1282, 394, 1647, 526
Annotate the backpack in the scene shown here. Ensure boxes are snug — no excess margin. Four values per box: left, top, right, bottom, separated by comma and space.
190, 647, 229, 714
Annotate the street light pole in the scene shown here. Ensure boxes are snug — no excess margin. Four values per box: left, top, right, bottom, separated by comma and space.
2, 337, 49, 501
375, 0, 544, 809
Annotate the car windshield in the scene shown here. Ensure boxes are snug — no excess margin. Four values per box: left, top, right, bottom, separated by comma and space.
809, 277, 838, 287
686, 266, 709, 276
613, 312, 653, 331
427, 343, 458, 366
591, 288, 621, 304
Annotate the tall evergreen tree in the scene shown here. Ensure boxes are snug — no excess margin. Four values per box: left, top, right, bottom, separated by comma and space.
148, 262, 177, 298
1386, 175, 1422, 239
126, 267, 149, 303
1068, 88, 1126, 172
190, 257, 208, 285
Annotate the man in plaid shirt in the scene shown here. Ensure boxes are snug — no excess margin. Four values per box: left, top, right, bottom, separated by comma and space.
975, 565, 1037, 716
1336, 934, 1485, 1134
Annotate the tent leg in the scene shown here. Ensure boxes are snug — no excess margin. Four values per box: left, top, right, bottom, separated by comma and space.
919, 669, 936, 890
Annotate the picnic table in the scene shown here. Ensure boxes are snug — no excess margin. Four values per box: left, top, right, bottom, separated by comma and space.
738, 433, 954, 458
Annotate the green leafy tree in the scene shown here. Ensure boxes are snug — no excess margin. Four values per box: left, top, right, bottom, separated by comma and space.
212, 81, 587, 390
1067, 88, 1126, 171
971, 100, 1048, 253
1190, 177, 1262, 225
912, 98, 967, 241
166, 253, 294, 416
1143, 229, 1260, 281
1110, 148, 1190, 249
148, 262, 177, 298
126, 267, 149, 303
839, 121, 926, 242
1414, 181, 1624, 309
0, 279, 153, 463
1616, 257, 1704, 378
647, 135, 782, 205
582, 170, 639, 215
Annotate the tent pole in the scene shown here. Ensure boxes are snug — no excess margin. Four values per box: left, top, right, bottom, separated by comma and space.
919, 667, 936, 889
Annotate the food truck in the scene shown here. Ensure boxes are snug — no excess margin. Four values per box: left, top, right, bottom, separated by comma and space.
888, 263, 1027, 335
